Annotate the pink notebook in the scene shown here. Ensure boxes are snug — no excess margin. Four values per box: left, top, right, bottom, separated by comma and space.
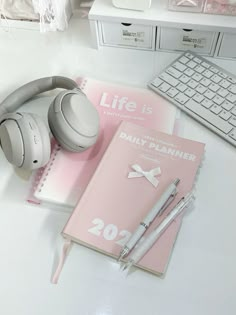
62, 121, 205, 276
30, 77, 177, 209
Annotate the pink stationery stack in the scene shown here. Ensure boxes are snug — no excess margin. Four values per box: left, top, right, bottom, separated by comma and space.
61, 121, 205, 277
30, 77, 178, 209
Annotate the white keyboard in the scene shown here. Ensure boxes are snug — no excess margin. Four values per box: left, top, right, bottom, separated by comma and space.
148, 51, 236, 147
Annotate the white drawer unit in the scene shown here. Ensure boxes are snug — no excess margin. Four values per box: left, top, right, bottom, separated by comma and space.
98, 21, 156, 50
215, 32, 236, 59
89, 0, 236, 58
156, 27, 219, 56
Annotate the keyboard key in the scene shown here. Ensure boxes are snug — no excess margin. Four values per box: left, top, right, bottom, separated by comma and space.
218, 71, 227, 79
173, 62, 187, 72
192, 73, 203, 82
175, 93, 189, 105
210, 66, 219, 74
228, 77, 236, 84
185, 88, 196, 98
211, 74, 222, 84
166, 67, 182, 78
159, 82, 171, 92
196, 84, 207, 94
187, 79, 198, 89
210, 104, 222, 115
229, 129, 236, 141
186, 60, 197, 69
212, 95, 224, 105
185, 52, 194, 59
151, 77, 163, 88
217, 87, 228, 98
185, 99, 233, 134
201, 78, 211, 87
195, 65, 205, 73
222, 101, 234, 111
219, 110, 231, 121
228, 85, 236, 94
202, 62, 210, 69
201, 98, 213, 109
184, 68, 195, 76
204, 90, 215, 100
209, 83, 220, 92
226, 93, 236, 103
167, 87, 179, 98
159, 72, 179, 87
231, 107, 236, 116
193, 93, 204, 103
229, 116, 236, 127
193, 57, 202, 64
179, 56, 189, 64
179, 74, 190, 84
176, 83, 187, 92
203, 69, 214, 78
219, 79, 231, 89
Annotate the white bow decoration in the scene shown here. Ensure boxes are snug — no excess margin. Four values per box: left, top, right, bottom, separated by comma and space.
128, 164, 161, 187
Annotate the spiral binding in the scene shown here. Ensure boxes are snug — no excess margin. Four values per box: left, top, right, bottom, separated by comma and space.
27, 166, 46, 204
26, 141, 61, 204
27, 76, 88, 204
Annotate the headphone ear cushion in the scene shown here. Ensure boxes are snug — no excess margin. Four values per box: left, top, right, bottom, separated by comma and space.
0, 117, 25, 167
48, 90, 99, 152
0, 113, 51, 170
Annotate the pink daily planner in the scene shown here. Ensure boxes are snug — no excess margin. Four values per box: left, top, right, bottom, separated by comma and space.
32, 77, 177, 209
62, 121, 205, 276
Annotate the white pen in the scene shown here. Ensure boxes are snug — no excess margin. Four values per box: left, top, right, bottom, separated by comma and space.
122, 192, 195, 272
118, 178, 180, 261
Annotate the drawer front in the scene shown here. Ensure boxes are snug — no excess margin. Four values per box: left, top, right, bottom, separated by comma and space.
98, 21, 155, 50
216, 33, 236, 59
157, 27, 218, 55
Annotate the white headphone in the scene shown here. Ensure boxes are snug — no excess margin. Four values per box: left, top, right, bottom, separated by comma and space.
0, 76, 100, 170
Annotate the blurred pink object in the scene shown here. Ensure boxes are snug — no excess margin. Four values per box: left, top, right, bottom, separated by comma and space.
204, 0, 236, 15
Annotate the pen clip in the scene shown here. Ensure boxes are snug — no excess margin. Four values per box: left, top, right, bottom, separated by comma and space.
158, 191, 177, 216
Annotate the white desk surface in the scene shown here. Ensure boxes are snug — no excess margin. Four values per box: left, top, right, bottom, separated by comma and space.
0, 14, 236, 315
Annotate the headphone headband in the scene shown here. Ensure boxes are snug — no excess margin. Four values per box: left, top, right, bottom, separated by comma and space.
0, 76, 78, 116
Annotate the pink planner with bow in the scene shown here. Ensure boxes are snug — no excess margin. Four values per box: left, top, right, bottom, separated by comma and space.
31, 77, 178, 209
61, 121, 205, 277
